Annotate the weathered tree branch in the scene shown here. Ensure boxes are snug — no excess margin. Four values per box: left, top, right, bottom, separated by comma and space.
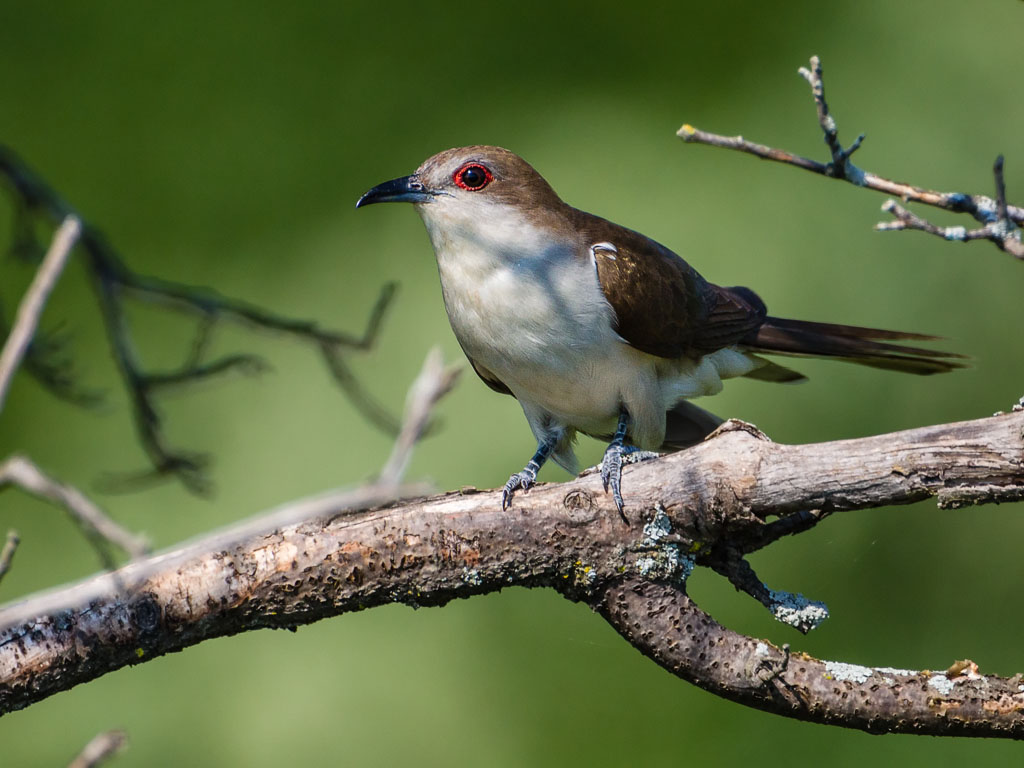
678, 56, 1024, 258
3, 411, 1022, 735
599, 579, 1024, 737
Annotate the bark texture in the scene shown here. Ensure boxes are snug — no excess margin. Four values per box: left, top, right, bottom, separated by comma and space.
600, 580, 1024, 737
1, 413, 1023, 735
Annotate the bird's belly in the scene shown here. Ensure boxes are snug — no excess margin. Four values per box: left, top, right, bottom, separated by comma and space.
497, 346, 630, 432
440, 246, 626, 422
436, 244, 758, 441
453, 306, 624, 423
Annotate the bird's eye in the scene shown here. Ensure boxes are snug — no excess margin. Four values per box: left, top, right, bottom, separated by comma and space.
453, 163, 493, 191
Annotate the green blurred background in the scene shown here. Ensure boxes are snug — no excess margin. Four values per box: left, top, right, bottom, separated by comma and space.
2, 1, 1023, 764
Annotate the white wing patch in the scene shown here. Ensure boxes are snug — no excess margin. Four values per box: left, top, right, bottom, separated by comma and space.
590, 241, 618, 261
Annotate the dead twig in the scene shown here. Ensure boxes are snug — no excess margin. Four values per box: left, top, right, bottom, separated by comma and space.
678, 55, 1023, 258
0, 530, 18, 584
377, 348, 461, 489
159, 348, 457, 537
0, 455, 150, 566
875, 156, 1024, 257
67, 729, 127, 768
0, 215, 81, 413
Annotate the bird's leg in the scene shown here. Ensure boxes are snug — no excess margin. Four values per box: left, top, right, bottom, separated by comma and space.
502, 438, 556, 510
601, 410, 631, 520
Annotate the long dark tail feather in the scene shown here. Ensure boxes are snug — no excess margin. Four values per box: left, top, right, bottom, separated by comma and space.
747, 316, 968, 376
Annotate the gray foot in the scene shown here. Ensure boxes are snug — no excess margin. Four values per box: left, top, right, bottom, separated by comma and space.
600, 443, 627, 518
600, 447, 662, 520
502, 463, 539, 510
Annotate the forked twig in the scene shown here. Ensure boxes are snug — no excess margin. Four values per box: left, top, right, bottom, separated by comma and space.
679, 55, 1023, 258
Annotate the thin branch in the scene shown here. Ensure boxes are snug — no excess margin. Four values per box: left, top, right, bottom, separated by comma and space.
141, 354, 270, 389
113, 267, 398, 353
0, 296, 103, 407
705, 544, 828, 634
318, 339, 403, 436
0, 215, 81, 413
89, 268, 213, 494
377, 347, 461, 488
0, 530, 18, 584
875, 159, 1024, 258
797, 55, 866, 183
2, 410, 1022, 735
874, 199, 994, 241
678, 55, 1024, 257
0, 216, 149, 577
995, 155, 1011, 224
240, 350, 460, 529
0, 455, 150, 565
67, 730, 127, 768
225, 349, 459, 534
0, 146, 402, 490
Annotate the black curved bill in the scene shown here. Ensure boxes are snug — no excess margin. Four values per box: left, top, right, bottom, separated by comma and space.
356, 175, 433, 208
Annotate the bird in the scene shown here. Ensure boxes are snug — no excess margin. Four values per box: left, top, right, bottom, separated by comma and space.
356, 145, 963, 516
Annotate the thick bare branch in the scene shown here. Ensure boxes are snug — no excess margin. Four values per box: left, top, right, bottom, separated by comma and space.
678, 56, 1024, 257
2, 411, 1022, 734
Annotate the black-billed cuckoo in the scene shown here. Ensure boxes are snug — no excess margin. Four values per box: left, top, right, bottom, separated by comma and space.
357, 146, 962, 515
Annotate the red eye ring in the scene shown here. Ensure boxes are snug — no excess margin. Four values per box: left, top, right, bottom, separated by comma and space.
453, 162, 493, 191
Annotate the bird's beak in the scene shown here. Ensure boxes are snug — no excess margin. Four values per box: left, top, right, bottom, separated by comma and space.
356, 174, 434, 208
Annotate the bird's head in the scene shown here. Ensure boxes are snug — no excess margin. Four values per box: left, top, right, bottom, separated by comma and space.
357, 146, 564, 243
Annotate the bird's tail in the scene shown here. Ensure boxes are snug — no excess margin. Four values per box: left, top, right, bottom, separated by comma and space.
747, 317, 968, 376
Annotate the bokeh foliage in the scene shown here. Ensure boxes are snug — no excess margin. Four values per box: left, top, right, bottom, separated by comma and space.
1, 1, 1022, 764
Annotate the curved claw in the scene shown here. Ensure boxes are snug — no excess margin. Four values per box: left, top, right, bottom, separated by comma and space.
502, 467, 537, 510
600, 443, 626, 517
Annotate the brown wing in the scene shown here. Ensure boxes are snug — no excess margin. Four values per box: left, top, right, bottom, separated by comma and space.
691, 284, 767, 354
579, 209, 766, 359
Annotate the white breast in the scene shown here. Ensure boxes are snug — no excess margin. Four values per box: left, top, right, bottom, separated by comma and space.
415, 197, 759, 456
